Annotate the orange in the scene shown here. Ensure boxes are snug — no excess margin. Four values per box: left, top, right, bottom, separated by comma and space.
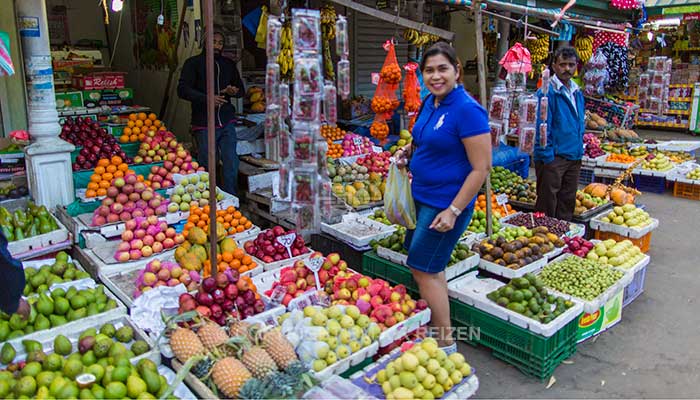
148, 113, 157, 121
87, 182, 99, 190
135, 120, 144, 128
222, 252, 233, 263
102, 172, 113, 182
132, 126, 141, 134
144, 119, 153, 127
226, 206, 236, 214
111, 156, 122, 165
216, 254, 222, 263
154, 120, 162, 127
244, 221, 252, 229
137, 175, 144, 182
97, 159, 110, 167
128, 113, 137, 121
113, 170, 124, 178
90, 175, 101, 184
106, 165, 117, 174
230, 219, 239, 227
119, 135, 129, 143
127, 120, 135, 128
236, 225, 245, 233
94, 166, 106, 175
241, 255, 252, 265
99, 180, 111, 189
138, 112, 147, 120
118, 163, 129, 171
126, 169, 135, 175
85, 189, 97, 198
218, 261, 229, 271
239, 217, 248, 225
233, 211, 242, 219
123, 127, 132, 135
138, 134, 145, 141
97, 188, 107, 196
233, 249, 245, 260
197, 220, 206, 228
184, 222, 195, 230
190, 215, 200, 224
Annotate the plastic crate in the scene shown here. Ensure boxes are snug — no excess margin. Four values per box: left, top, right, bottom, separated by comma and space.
362, 251, 419, 297
593, 229, 652, 253
579, 167, 595, 185
632, 174, 667, 194
449, 299, 578, 381
673, 181, 700, 200
623, 264, 647, 307
311, 233, 366, 273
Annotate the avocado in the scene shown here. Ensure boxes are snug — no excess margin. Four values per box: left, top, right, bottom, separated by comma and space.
506, 303, 526, 313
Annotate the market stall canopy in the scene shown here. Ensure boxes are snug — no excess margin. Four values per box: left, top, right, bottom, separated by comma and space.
646, 0, 700, 10
439, 0, 635, 22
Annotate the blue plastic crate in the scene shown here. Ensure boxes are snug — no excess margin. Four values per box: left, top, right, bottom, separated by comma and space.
579, 168, 595, 185
623, 264, 647, 307
632, 174, 667, 194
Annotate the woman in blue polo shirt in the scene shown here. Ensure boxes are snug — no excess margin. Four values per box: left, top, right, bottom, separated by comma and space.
396, 42, 491, 352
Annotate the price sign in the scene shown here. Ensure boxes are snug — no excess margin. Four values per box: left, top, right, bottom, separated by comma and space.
306, 256, 325, 291
269, 285, 287, 304
276, 233, 296, 258
371, 73, 380, 85
496, 194, 509, 206
353, 137, 363, 146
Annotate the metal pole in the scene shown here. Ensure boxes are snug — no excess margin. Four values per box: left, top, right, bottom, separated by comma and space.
204, 0, 218, 276
474, 1, 493, 236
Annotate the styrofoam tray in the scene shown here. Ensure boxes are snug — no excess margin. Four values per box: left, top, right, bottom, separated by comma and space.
83, 247, 176, 277
590, 213, 659, 239
582, 154, 608, 166
665, 162, 700, 183
539, 253, 633, 313
447, 274, 584, 337
7, 214, 71, 257
376, 246, 408, 266
378, 308, 431, 347
252, 248, 315, 272
0, 315, 159, 368
22, 255, 86, 272
311, 341, 379, 381
350, 342, 479, 400
75, 188, 105, 203
632, 167, 672, 177
321, 214, 397, 248
77, 213, 169, 239
544, 245, 565, 260
157, 365, 198, 400
500, 212, 585, 239
598, 160, 636, 169
446, 252, 480, 281
2, 284, 127, 352
91, 238, 175, 266
658, 140, 700, 152
478, 255, 548, 279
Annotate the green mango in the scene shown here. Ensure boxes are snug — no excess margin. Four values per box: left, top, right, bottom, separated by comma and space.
53, 335, 72, 356
8, 314, 27, 331
33, 314, 50, 331
1, 225, 13, 241
0, 321, 9, 341
22, 339, 42, 354
14, 226, 25, 241
27, 222, 38, 238
12, 209, 26, 229
48, 315, 67, 327
1, 343, 16, 364
38, 216, 53, 235
35, 293, 53, 316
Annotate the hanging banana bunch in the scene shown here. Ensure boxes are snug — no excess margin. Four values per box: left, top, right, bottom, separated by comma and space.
321, 4, 337, 79
277, 21, 293, 80
527, 34, 550, 65
574, 35, 594, 64
402, 28, 439, 48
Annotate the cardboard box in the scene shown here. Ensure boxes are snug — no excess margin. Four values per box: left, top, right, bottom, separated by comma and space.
83, 88, 134, 108
55, 91, 84, 109
576, 290, 623, 343
52, 59, 94, 73
72, 72, 126, 90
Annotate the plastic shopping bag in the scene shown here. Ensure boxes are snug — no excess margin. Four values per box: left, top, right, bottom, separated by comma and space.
384, 162, 416, 230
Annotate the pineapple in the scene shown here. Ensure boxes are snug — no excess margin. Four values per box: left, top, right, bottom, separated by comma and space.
261, 328, 298, 370
211, 357, 252, 398
238, 377, 268, 400
197, 322, 229, 352
170, 327, 205, 363
241, 345, 278, 379
229, 320, 253, 341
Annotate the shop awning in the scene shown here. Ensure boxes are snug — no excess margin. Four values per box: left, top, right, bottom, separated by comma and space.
646, 0, 700, 12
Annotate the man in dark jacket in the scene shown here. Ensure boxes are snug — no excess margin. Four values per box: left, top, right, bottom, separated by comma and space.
534, 46, 585, 221
178, 31, 244, 195
0, 231, 29, 318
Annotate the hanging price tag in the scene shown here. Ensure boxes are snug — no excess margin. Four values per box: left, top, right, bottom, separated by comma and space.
305, 256, 325, 291
269, 285, 287, 304
371, 73, 380, 85
353, 137, 364, 146
157, 14, 164, 25
496, 194, 509, 206
276, 233, 296, 258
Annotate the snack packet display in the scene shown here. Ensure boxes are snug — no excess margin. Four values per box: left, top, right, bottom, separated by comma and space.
489, 122, 502, 148
337, 59, 351, 99
323, 82, 337, 125
292, 9, 321, 53
539, 123, 548, 147
267, 16, 282, 58
335, 15, 349, 58
518, 126, 536, 153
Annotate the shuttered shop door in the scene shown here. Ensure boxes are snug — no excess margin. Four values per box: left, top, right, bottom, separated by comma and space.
352, 11, 409, 97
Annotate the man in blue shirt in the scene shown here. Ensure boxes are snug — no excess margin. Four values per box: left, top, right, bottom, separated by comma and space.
534, 47, 585, 221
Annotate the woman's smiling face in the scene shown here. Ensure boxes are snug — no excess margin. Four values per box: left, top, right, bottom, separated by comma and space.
422, 54, 459, 100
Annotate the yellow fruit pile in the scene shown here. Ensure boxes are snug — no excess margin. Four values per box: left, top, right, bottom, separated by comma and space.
121, 113, 165, 143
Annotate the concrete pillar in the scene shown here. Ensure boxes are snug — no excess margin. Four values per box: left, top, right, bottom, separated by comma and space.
15, 0, 75, 208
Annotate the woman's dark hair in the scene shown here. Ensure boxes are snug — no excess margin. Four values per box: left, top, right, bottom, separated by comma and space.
420, 41, 463, 83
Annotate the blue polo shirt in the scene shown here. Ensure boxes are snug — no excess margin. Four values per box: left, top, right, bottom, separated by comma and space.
409, 85, 489, 210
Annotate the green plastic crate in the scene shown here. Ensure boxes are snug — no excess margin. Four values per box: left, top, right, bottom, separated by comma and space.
450, 298, 578, 381
312, 233, 365, 273
362, 251, 418, 296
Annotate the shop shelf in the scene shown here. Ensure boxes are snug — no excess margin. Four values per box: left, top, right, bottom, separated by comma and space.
623, 264, 647, 307
631, 174, 668, 194
593, 229, 652, 253
449, 299, 578, 381
579, 167, 595, 185
673, 181, 700, 200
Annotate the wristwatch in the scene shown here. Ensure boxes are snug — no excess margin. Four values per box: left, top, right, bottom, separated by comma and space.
449, 205, 462, 217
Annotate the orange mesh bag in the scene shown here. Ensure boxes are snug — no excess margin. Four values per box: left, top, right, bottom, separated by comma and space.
403, 62, 421, 114
379, 40, 402, 87
370, 115, 390, 144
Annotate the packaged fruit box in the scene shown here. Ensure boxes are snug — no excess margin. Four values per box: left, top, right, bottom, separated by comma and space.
349, 339, 479, 400
321, 213, 397, 249
0, 315, 159, 368
0, 284, 126, 353
448, 273, 584, 337
537, 254, 633, 313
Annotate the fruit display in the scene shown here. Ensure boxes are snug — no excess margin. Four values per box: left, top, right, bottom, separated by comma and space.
90, 173, 169, 226
685, 167, 700, 180
113, 216, 185, 262
526, 33, 549, 64
599, 204, 652, 228
0, 202, 59, 242
332, 180, 384, 208
389, 129, 413, 154
167, 318, 310, 399
120, 111, 165, 143
574, 35, 594, 63
0, 338, 176, 400
134, 259, 201, 297
471, 227, 563, 269
263, 252, 342, 306
586, 239, 646, 270
656, 150, 694, 163
605, 153, 636, 164
367, 209, 392, 226
370, 121, 390, 143
402, 28, 440, 47
326, 141, 344, 158
0, 285, 118, 341
373, 338, 472, 399
582, 182, 638, 206
242, 226, 311, 264
629, 145, 649, 158
371, 226, 407, 255
585, 112, 607, 130
60, 116, 131, 171
488, 226, 532, 242
474, 194, 515, 216
467, 210, 502, 234
574, 190, 609, 216
607, 128, 640, 142
561, 236, 594, 258
22, 252, 90, 297
320, 125, 346, 141
177, 273, 262, 324
448, 242, 475, 267
486, 273, 575, 323
133, 130, 197, 170
640, 153, 673, 172
584, 133, 605, 158
488, 167, 537, 203
539, 256, 625, 301
246, 86, 265, 113
340, 133, 374, 156
356, 151, 392, 177
504, 213, 571, 237
278, 21, 293, 80
85, 157, 134, 198
279, 305, 381, 373
166, 173, 226, 213
328, 161, 376, 183
0, 182, 29, 201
